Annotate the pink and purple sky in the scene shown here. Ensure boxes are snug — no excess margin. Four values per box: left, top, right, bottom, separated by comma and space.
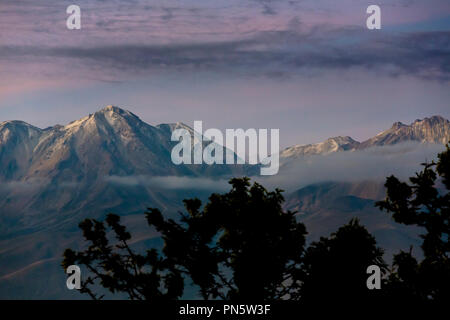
1, 0, 449, 148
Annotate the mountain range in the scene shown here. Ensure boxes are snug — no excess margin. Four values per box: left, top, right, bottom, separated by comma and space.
280, 115, 450, 161
0, 106, 449, 299
0, 106, 248, 237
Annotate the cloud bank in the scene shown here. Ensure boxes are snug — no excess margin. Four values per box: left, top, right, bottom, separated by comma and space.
257, 142, 447, 192
104, 175, 230, 192
1, 0, 449, 82
2, 29, 449, 82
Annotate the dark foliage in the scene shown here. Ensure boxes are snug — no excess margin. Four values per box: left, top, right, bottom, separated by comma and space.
63, 143, 450, 302
377, 143, 450, 302
63, 178, 308, 300
62, 214, 183, 300
299, 218, 386, 303
147, 177, 307, 300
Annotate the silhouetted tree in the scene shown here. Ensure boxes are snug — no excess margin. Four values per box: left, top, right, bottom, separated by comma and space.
65, 177, 399, 302
62, 214, 183, 300
63, 177, 307, 300
299, 218, 386, 303
147, 177, 307, 300
377, 143, 450, 302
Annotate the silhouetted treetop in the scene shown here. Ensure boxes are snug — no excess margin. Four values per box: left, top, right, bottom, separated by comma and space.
147, 177, 307, 300
377, 143, 450, 302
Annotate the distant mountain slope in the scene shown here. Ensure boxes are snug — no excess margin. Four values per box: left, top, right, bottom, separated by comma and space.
0, 121, 42, 180
280, 117, 449, 250
0, 108, 447, 299
284, 181, 423, 260
285, 181, 387, 214
0, 106, 249, 236
1, 106, 244, 180
280, 136, 359, 159
280, 115, 450, 162
358, 116, 450, 148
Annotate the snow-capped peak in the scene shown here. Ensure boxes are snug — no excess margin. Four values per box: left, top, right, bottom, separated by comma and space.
359, 115, 450, 148
281, 136, 360, 158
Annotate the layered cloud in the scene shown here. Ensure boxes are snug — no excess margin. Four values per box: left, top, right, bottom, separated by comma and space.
1, 0, 449, 82
105, 175, 230, 191
258, 142, 447, 192
1, 28, 449, 81
1, 0, 449, 143
103, 142, 448, 195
